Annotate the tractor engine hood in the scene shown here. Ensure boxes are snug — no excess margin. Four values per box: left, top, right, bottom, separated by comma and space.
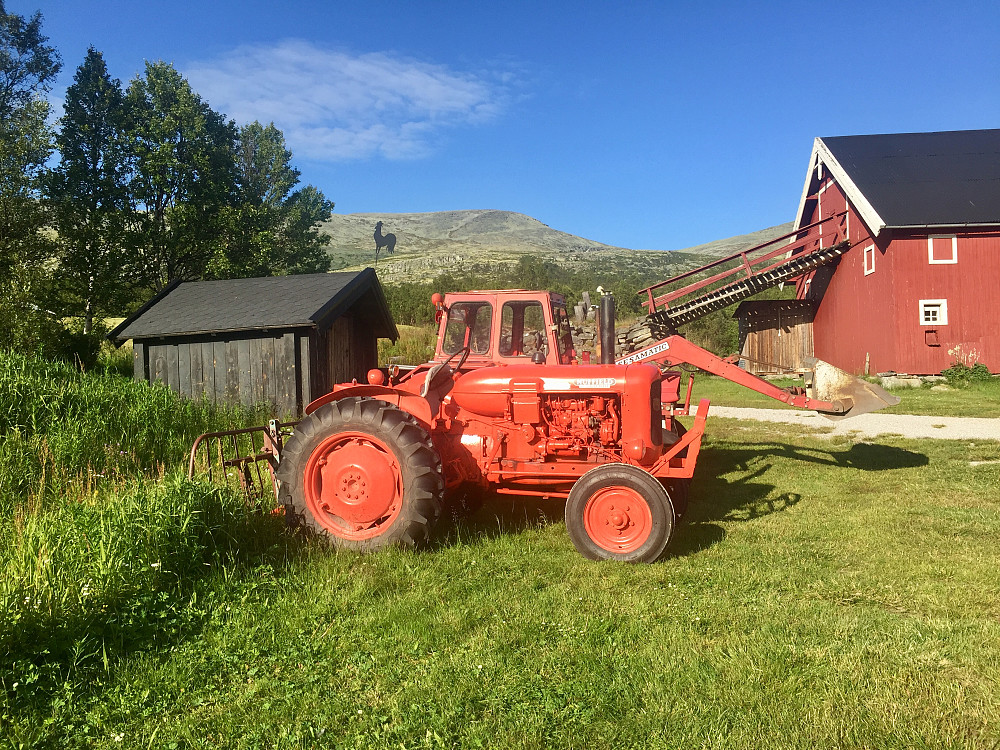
448, 363, 662, 419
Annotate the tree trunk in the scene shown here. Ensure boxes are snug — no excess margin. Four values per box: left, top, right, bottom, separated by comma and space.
83, 276, 94, 335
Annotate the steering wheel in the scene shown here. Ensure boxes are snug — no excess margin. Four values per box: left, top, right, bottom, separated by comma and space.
441, 344, 471, 371
420, 345, 470, 397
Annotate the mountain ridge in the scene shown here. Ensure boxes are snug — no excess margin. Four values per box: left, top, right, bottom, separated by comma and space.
320, 209, 794, 283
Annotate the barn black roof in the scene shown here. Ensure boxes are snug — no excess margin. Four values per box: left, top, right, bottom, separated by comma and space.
796, 128, 1000, 233
109, 269, 398, 343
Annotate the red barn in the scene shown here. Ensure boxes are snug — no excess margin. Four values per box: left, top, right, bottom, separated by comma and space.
792, 129, 1000, 375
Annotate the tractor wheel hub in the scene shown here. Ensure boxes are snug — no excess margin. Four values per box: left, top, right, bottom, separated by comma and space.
306, 434, 401, 527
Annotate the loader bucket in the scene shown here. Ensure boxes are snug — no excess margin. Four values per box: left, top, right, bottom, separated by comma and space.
803, 357, 901, 420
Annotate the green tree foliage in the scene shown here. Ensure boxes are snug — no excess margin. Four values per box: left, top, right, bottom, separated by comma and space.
0, 1, 62, 354
0, 22, 334, 358
278, 184, 334, 274
125, 61, 237, 290
383, 255, 658, 327
0, 1, 59, 112
47, 47, 132, 333
236, 121, 298, 207
214, 121, 332, 278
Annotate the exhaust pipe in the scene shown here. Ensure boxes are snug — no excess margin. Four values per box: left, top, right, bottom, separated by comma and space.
599, 293, 616, 364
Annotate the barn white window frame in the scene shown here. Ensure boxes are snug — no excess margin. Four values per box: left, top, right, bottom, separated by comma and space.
863, 244, 875, 275
928, 235, 958, 265
919, 299, 948, 326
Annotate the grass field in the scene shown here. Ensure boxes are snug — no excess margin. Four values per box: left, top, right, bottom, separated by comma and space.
689, 373, 1000, 418
3, 351, 1000, 748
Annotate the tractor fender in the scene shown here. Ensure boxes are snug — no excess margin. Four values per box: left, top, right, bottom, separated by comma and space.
305, 385, 434, 429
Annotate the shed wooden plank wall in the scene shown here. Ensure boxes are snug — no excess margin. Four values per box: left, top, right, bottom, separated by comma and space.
308, 314, 378, 399
140, 331, 301, 416
738, 301, 815, 374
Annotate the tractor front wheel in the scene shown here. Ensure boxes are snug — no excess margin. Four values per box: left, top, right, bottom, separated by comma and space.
565, 464, 675, 563
277, 398, 444, 551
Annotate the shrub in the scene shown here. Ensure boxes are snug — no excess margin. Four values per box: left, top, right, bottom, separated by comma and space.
942, 361, 993, 387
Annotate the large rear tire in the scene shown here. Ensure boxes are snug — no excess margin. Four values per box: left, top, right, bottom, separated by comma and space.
565, 464, 675, 563
277, 397, 444, 551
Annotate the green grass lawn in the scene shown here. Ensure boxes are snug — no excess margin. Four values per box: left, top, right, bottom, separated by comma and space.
690, 373, 1000, 418
4, 411, 999, 748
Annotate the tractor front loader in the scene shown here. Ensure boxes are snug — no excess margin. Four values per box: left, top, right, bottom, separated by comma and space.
190, 244, 896, 563
189, 212, 898, 561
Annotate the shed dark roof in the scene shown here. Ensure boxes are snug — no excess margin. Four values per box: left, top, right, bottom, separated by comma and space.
809, 129, 1000, 230
110, 269, 398, 342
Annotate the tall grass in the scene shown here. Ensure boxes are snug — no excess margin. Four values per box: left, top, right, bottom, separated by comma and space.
0, 351, 294, 739
1, 475, 290, 700
378, 324, 437, 366
0, 350, 263, 507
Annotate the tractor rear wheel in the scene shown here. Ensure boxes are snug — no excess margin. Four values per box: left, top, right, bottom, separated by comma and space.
565, 464, 675, 563
277, 397, 444, 551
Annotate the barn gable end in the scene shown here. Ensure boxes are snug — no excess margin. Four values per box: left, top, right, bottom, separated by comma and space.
787, 129, 1000, 376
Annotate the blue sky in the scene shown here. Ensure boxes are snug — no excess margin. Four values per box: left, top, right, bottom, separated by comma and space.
13, 0, 1000, 250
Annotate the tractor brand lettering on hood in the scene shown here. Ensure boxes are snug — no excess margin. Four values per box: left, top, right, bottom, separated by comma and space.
573, 378, 616, 389
618, 341, 670, 365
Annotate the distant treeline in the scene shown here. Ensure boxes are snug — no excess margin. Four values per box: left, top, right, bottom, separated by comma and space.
382, 255, 794, 355
1, 5, 333, 364
383, 255, 653, 326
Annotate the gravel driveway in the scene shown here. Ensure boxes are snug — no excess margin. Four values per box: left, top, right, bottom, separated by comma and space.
709, 406, 1000, 441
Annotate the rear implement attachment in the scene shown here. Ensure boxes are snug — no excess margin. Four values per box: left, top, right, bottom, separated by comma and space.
187, 419, 298, 503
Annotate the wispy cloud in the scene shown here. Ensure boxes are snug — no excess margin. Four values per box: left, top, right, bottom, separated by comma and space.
184, 40, 509, 161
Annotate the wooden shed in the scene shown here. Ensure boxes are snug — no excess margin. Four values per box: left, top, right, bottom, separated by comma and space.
735, 300, 816, 375
109, 269, 397, 415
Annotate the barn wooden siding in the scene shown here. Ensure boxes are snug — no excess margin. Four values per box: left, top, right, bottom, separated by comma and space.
737, 301, 815, 374
795, 179, 1000, 374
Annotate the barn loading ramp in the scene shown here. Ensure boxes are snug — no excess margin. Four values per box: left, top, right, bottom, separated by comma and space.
632, 212, 847, 337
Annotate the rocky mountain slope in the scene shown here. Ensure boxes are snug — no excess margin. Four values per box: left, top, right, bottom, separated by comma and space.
669, 222, 795, 258
321, 209, 793, 283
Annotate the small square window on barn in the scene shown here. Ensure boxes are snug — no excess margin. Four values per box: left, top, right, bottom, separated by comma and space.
863, 245, 875, 275
919, 299, 948, 326
928, 235, 958, 264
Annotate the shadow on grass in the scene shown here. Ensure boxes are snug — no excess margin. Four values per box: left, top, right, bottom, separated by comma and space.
437, 441, 929, 557
439, 493, 566, 549
673, 440, 928, 554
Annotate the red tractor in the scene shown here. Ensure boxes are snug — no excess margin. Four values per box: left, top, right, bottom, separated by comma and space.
268, 288, 897, 562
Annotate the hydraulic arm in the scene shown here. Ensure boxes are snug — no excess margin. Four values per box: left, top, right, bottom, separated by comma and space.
616, 334, 899, 418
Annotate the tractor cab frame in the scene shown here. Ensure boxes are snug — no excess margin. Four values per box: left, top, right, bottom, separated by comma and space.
431, 290, 576, 368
